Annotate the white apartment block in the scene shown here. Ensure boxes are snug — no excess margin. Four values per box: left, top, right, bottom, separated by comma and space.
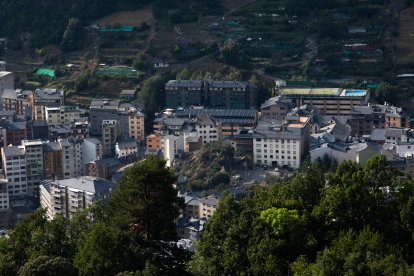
45, 106, 81, 126
253, 118, 310, 169
194, 115, 221, 144
40, 176, 115, 219
1, 145, 28, 205
161, 135, 184, 167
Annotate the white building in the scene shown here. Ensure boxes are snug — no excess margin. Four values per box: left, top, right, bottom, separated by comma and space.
252, 117, 311, 169
40, 176, 115, 219
161, 135, 185, 167
1, 145, 27, 205
45, 106, 81, 126
194, 115, 221, 144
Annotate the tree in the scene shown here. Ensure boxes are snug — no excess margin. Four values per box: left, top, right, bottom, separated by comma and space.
188, 194, 254, 275
292, 227, 414, 275
60, 18, 81, 52
176, 68, 191, 80
375, 82, 399, 105
18, 256, 77, 276
133, 52, 151, 71
74, 223, 124, 276
109, 155, 180, 241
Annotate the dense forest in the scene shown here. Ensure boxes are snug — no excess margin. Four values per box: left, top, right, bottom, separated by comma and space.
0, 0, 220, 49
3, 154, 414, 275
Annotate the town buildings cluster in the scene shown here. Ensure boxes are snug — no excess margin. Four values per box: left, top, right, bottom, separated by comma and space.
1, 63, 414, 243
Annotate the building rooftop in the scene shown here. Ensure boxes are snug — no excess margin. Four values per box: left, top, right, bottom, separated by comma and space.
2, 89, 31, 100
175, 108, 257, 119
195, 115, 217, 126
116, 140, 137, 150
43, 141, 62, 152
120, 89, 136, 96
206, 79, 248, 89
3, 145, 25, 157
260, 95, 291, 110
0, 71, 12, 78
166, 80, 203, 88
46, 176, 114, 194
7, 122, 26, 130
34, 88, 64, 102
281, 88, 368, 98
84, 137, 102, 145
199, 194, 219, 206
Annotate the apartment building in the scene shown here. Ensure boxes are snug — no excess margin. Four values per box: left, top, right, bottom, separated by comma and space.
0, 71, 14, 96
2, 122, 27, 146
60, 139, 83, 178
165, 79, 257, 109
40, 176, 115, 219
32, 89, 65, 121
115, 140, 138, 158
260, 96, 292, 122
179, 193, 219, 219
2, 89, 32, 116
280, 88, 369, 115
1, 145, 27, 205
199, 195, 219, 219
90, 100, 142, 137
165, 80, 204, 108
161, 135, 185, 167
194, 115, 221, 144
102, 120, 120, 157
350, 104, 410, 136
0, 179, 9, 211
173, 108, 257, 136
206, 79, 256, 109
45, 106, 81, 126
22, 140, 44, 199
128, 109, 145, 141
253, 117, 311, 169
43, 141, 64, 180
146, 133, 161, 150
82, 138, 103, 167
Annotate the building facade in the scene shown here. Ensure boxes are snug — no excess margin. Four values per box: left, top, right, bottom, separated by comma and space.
40, 176, 115, 219
280, 88, 369, 116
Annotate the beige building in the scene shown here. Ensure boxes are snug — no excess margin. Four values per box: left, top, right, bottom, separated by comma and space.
2, 89, 32, 115
45, 106, 81, 126
199, 195, 219, 219
128, 109, 145, 141
40, 176, 115, 219
180, 193, 219, 219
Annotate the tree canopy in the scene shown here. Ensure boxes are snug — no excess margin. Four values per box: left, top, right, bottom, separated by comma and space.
188, 155, 414, 275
